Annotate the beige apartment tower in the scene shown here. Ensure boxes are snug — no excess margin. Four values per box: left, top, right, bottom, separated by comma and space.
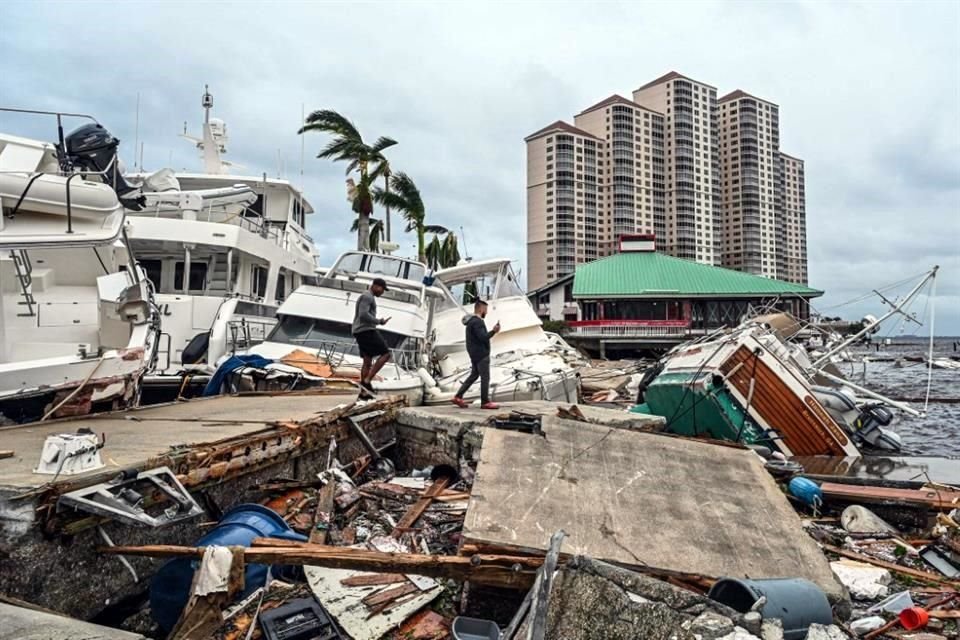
526, 71, 808, 290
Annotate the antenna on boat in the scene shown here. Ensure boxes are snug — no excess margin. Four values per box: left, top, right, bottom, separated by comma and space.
460, 225, 470, 261
133, 92, 140, 170
299, 102, 305, 222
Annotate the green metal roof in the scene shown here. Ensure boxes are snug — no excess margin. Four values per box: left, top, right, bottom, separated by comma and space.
573, 251, 823, 299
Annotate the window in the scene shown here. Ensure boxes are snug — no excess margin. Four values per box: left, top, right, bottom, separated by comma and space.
174, 261, 208, 291
275, 271, 286, 303
138, 259, 163, 289
252, 265, 269, 299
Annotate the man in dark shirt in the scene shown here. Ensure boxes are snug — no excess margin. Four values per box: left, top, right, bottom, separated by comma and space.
451, 299, 501, 409
352, 278, 391, 397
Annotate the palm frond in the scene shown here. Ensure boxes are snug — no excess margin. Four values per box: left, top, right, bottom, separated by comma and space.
370, 136, 398, 154
300, 110, 361, 140
423, 224, 449, 235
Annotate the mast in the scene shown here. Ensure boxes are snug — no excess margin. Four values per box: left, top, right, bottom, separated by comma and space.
810, 266, 938, 369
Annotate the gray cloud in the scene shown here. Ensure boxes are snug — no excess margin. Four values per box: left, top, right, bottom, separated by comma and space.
2, 0, 958, 333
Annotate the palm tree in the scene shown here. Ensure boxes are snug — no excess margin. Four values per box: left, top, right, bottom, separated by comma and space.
425, 231, 461, 270
350, 217, 384, 252
373, 172, 447, 263
299, 110, 396, 251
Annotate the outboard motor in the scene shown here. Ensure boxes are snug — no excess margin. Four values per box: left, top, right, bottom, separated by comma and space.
62, 123, 144, 210
853, 404, 901, 453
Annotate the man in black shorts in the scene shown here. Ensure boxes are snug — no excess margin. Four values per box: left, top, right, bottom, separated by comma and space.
352, 278, 392, 397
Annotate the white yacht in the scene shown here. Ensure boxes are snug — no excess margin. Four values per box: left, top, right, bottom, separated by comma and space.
0, 110, 159, 422
241, 251, 438, 405
125, 88, 319, 386
422, 259, 585, 405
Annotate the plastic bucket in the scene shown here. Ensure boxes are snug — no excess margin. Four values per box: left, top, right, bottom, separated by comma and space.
452, 616, 501, 640
708, 577, 832, 640
898, 607, 929, 630
149, 504, 306, 633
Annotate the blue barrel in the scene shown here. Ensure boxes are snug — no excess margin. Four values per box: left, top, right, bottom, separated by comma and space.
788, 476, 822, 508
708, 577, 832, 640
150, 504, 307, 633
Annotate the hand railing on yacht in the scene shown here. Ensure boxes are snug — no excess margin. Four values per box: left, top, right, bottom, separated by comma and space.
0, 107, 122, 236
226, 318, 274, 352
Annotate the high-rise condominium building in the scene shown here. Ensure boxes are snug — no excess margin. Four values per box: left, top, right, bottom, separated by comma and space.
779, 152, 808, 284
633, 72, 721, 266
525, 71, 808, 291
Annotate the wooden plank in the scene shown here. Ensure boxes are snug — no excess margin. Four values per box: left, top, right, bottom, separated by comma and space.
392, 476, 450, 537
361, 582, 419, 607
341, 573, 407, 587
0, 450, 14, 460
310, 480, 337, 544
100, 541, 540, 589
820, 482, 960, 511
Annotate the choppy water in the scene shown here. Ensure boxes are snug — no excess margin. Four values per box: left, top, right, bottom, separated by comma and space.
841, 338, 960, 456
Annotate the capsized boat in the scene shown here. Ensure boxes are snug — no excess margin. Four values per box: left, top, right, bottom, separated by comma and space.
422, 259, 586, 405
633, 267, 939, 456
0, 109, 160, 422
235, 251, 438, 405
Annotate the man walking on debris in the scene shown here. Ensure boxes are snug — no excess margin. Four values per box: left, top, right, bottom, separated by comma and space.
452, 299, 501, 409
352, 277, 392, 398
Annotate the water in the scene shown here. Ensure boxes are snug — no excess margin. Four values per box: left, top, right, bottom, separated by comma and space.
841, 337, 960, 456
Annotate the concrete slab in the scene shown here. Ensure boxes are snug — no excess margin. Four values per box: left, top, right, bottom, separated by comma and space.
463, 416, 844, 602
397, 401, 664, 435
0, 392, 355, 493
393, 401, 665, 470
0, 602, 147, 639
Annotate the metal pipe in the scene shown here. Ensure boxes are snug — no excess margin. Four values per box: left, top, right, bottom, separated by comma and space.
183, 246, 191, 293
120, 226, 141, 283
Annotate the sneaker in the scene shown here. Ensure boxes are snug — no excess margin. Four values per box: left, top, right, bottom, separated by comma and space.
481, 402, 500, 410
451, 397, 468, 409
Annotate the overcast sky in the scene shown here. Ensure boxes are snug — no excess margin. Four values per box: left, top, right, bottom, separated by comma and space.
3, 1, 958, 333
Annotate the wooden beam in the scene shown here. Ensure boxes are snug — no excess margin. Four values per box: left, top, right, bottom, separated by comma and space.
392, 476, 451, 537
820, 482, 960, 511
99, 540, 540, 589
309, 480, 336, 545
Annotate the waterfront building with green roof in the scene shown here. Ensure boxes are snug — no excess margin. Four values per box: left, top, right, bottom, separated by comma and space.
529, 235, 822, 355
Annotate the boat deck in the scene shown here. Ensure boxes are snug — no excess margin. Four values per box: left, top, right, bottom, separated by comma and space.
0, 392, 355, 493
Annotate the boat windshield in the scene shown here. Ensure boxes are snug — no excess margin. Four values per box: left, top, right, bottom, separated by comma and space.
331, 252, 425, 283
437, 262, 525, 311
267, 314, 411, 351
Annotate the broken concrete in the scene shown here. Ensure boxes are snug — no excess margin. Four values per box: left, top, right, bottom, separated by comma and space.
393, 400, 665, 469
522, 556, 746, 640
0, 392, 398, 620
0, 602, 148, 639
463, 415, 845, 603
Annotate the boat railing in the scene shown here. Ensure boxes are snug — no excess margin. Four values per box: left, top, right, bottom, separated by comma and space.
226, 318, 274, 352
0, 107, 112, 237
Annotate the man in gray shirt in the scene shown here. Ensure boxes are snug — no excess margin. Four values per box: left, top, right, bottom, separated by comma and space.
352, 278, 392, 397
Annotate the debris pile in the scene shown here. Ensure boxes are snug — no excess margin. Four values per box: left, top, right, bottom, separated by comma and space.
789, 476, 960, 639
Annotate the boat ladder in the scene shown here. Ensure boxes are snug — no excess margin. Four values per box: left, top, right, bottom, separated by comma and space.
9, 249, 36, 317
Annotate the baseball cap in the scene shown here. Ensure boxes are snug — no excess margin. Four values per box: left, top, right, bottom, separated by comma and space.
372, 277, 389, 291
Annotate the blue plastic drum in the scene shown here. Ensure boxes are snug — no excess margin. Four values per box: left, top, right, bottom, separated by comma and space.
149, 504, 307, 633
